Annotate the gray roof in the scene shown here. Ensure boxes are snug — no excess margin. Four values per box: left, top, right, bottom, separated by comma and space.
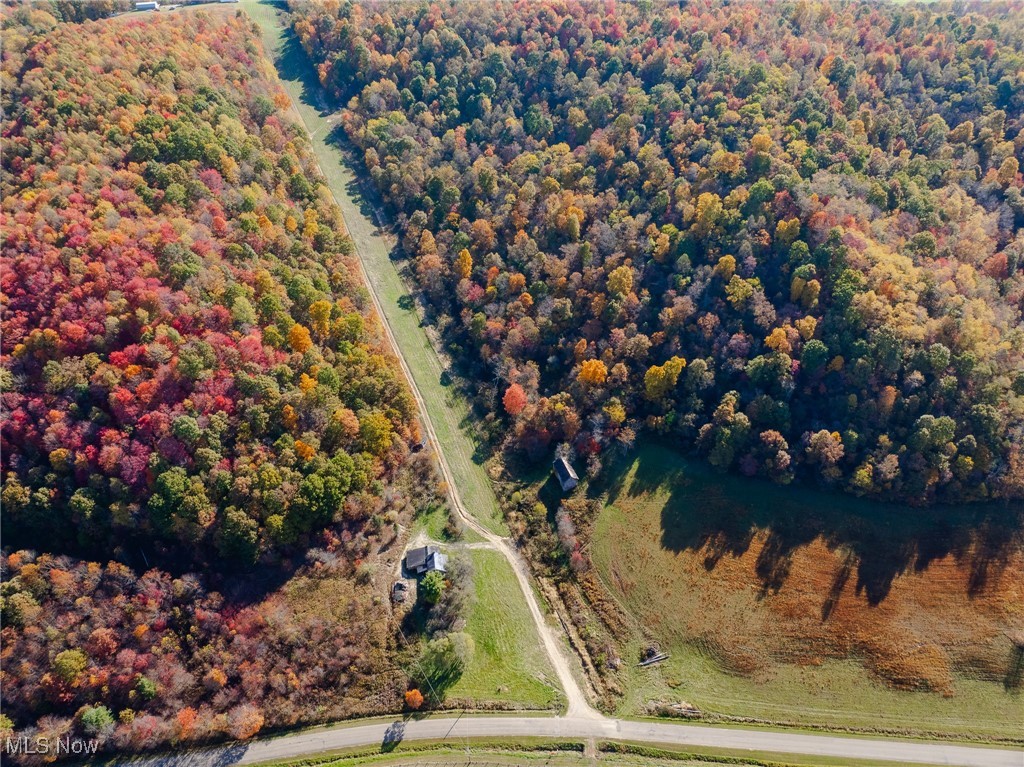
553, 456, 579, 484
405, 546, 430, 571
405, 545, 447, 574
429, 550, 448, 573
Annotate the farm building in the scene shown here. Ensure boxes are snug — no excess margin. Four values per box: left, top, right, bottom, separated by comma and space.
404, 545, 447, 576
553, 455, 579, 491
135, 1, 159, 10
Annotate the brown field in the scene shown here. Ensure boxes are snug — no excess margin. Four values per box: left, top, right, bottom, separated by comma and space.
588, 444, 1024, 738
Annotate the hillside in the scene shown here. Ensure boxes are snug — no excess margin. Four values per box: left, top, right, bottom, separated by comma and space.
290, 0, 1024, 504
2, 5, 423, 562
0, 6, 428, 755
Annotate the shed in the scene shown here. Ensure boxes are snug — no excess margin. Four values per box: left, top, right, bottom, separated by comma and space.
404, 545, 447, 576
552, 455, 579, 491
391, 581, 408, 603
135, 1, 159, 10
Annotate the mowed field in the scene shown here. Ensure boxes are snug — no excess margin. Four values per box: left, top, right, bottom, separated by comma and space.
445, 549, 560, 709
590, 445, 1024, 740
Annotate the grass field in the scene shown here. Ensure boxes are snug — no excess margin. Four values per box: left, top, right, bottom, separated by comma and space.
444, 549, 560, 709
409, 503, 453, 543
244, 0, 506, 537
589, 444, 1024, 740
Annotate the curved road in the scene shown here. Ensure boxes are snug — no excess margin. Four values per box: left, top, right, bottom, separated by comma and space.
197, 4, 1024, 767
243, 0, 597, 720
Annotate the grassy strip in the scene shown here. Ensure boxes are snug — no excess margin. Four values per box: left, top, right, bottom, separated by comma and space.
242, 0, 506, 536
249, 738, 584, 767
598, 741, 931, 767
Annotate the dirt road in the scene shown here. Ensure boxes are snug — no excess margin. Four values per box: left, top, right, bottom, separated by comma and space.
240, 0, 598, 720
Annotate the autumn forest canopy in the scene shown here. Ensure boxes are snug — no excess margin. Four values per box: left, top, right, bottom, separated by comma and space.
2, 7, 420, 563
1, 6, 429, 755
1, 0, 1024, 761
293, 0, 1024, 504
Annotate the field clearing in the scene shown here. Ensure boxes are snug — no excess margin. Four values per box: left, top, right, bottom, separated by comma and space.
590, 445, 1023, 740
410, 503, 453, 543
244, 0, 506, 537
444, 549, 561, 710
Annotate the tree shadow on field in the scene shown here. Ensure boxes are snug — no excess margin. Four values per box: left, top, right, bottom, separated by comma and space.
129, 741, 248, 767
1005, 644, 1024, 692
537, 474, 567, 519
341, 172, 383, 228
598, 442, 1024, 607
264, 7, 333, 120
210, 743, 249, 767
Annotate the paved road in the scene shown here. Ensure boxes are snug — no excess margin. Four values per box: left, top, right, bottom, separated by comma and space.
121, 714, 1023, 767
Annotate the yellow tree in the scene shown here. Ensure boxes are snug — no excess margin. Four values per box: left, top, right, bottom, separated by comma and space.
998, 157, 1019, 186
644, 356, 686, 401
713, 254, 736, 280
604, 399, 627, 425
419, 229, 437, 256
309, 300, 332, 338
693, 192, 723, 237
607, 265, 633, 296
794, 316, 817, 340
288, 324, 313, 353
765, 327, 792, 354
360, 411, 394, 456
455, 248, 473, 279
302, 208, 318, 239
294, 440, 316, 461
751, 131, 773, 153
578, 359, 607, 386
775, 217, 801, 245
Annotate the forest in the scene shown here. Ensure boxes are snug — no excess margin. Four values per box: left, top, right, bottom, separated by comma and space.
291, 0, 1024, 505
1, 6, 429, 756
2, 5, 419, 565
3, 0, 1024, 759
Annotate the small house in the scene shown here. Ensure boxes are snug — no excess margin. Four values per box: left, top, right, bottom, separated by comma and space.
553, 455, 579, 492
404, 545, 447, 576
135, 1, 159, 10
